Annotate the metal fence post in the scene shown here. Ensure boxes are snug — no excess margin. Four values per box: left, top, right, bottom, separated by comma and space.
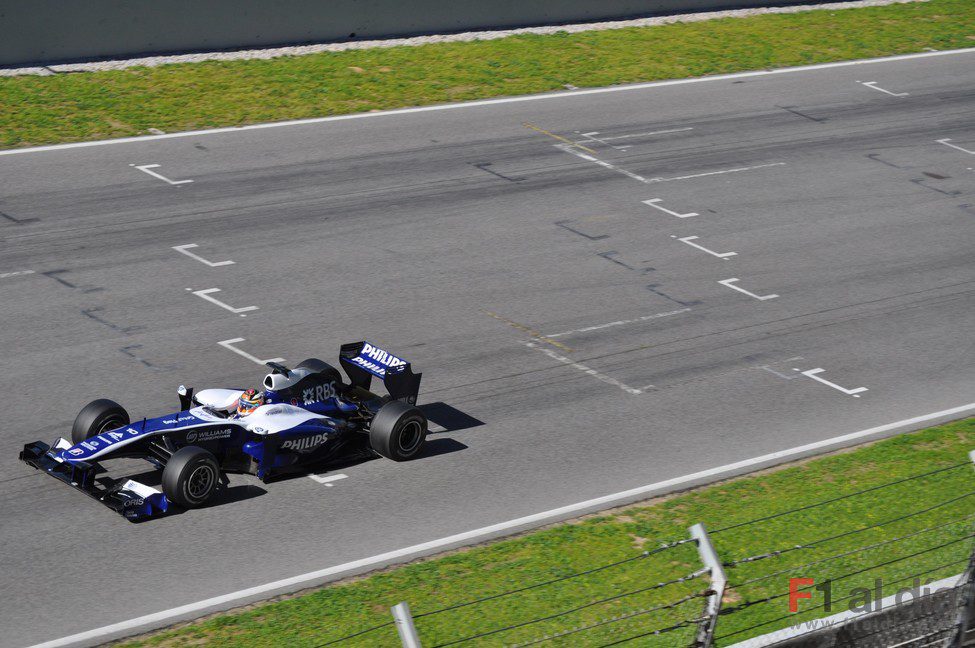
946, 451, 975, 647
690, 523, 727, 648
391, 601, 422, 648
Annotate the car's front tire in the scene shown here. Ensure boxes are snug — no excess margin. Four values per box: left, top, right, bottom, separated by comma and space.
71, 399, 130, 445
162, 446, 221, 508
369, 400, 427, 461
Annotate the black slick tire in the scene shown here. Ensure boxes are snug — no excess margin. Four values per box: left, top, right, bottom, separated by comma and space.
162, 446, 221, 508
369, 400, 427, 461
71, 399, 130, 444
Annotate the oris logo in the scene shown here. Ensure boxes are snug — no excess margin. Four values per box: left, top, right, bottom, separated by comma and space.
281, 433, 330, 452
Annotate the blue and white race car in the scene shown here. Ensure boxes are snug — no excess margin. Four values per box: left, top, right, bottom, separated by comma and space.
19, 341, 427, 521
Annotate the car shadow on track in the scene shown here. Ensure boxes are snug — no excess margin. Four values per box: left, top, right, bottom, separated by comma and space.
420, 402, 484, 434
122, 468, 267, 521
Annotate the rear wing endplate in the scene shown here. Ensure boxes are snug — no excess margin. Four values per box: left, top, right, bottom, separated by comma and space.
339, 341, 422, 405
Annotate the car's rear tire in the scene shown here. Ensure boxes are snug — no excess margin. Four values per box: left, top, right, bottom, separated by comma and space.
71, 399, 130, 445
297, 358, 342, 384
162, 446, 221, 508
369, 401, 427, 461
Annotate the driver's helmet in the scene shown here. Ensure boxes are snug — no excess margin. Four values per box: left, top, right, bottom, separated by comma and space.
236, 388, 265, 417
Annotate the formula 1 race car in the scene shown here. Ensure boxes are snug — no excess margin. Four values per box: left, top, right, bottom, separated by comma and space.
19, 341, 427, 521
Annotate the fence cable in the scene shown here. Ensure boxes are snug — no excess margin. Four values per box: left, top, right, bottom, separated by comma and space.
510, 593, 704, 647
724, 490, 975, 567
431, 568, 708, 646
710, 462, 970, 536
414, 538, 693, 621
718, 532, 975, 618
728, 515, 974, 590
592, 615, 706, 647
315, 621, 394, 646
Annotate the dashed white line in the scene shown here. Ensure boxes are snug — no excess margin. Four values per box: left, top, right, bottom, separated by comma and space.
308, 473, 348, 486
558, 143, 785, 185
757, 357, 806, 381
217, 338, 285, 365
795, 367, 868, 398
718, 278, 779, 301
131, 163, 194, 186
672, 235, 737, 259
557, 144, 659, 184
858, 80, 909, 97
596, 127, 694, 142
575, 127, 693, 149
191, 288, 258, 316
643, 198, 698, 218
0, 270, 35, 279
25, 400, 975, 648
524, 341, 649, 395
173, 244, 235, 267
936, 138, 975, 155
654, 162, 786, 182
545, 308, 691, 338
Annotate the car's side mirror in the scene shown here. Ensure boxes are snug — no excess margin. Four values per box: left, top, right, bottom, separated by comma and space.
177, 385, 194, 412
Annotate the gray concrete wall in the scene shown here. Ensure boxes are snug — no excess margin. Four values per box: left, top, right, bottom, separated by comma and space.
0, 0, 828, 67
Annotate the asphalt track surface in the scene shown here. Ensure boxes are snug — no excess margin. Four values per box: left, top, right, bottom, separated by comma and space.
1, 50, 973, 648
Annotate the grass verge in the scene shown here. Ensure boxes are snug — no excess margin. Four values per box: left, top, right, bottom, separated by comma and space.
2, 0, 974, 149
119, 417, 975, 647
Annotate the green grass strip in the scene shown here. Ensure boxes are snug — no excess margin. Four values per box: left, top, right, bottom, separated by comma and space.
120, 417, 975, 647
1, 0, 974, 149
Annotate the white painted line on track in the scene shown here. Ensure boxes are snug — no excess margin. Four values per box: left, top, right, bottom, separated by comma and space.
672, 235, 737, 259
857, 80, 909, 97
130, 163, 193, 186
524, 341, 648, 395
3, 49, 972, 158
757, 357, 805, 381
575, 127, 693, 149
936, 138, 975, 155
654, 162, 786, 182
308, 473, 348, 486
190, 288, 257, 316
719, 278, 779, 301
795, 367, 868, 398
0, 270, 35, 279
217, 338, 285, 365
595, 127, 694, 142
558, 143, 785, 186
29, 401, 975, 648
172, 244, 235, 267
643, 198, 698, 218
556, 143, 659, 184
545, 308, 691, 338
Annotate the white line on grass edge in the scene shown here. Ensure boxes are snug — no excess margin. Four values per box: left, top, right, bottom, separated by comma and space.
28, 402, 975, 648
2, 48, 974, 158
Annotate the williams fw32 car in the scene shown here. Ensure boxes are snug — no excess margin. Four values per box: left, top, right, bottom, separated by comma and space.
20, 341, 427, 521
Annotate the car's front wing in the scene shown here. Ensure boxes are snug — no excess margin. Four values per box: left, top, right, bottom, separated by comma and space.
19, 439, 169, 522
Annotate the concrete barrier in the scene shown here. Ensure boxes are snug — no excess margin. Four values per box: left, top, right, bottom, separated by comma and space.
0, 0, 835, 67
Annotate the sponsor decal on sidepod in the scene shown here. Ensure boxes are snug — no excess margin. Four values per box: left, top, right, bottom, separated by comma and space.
185, 428, 233, 443
281, 433, 330, 452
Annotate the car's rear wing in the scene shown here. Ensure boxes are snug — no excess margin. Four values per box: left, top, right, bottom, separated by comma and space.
339, 341, 422, 405
19, 439, 169, 522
